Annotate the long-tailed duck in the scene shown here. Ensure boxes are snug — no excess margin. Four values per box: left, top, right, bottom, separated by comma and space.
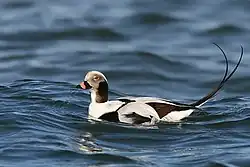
77, 44, 243, 125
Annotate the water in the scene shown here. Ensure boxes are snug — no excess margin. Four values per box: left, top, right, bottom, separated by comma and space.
0, 0, 250, 166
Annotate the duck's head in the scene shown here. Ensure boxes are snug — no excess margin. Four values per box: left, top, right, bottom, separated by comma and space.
78, 71, 109, 103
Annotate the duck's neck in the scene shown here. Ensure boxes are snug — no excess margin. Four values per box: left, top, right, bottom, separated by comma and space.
90, 82, 108, 103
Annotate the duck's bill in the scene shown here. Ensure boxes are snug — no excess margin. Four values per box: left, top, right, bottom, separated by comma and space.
77, 81, 92, 89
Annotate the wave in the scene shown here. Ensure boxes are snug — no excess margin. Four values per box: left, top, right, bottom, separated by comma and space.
200, 24, 245, 36
0, 26, 128, 42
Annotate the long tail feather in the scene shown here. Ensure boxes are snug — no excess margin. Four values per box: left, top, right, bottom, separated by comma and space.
190, 44, 243, 107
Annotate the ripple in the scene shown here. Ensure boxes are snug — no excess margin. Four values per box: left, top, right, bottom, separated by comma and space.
42, 150, 140, 166
0, 27, 128, 42
127, 12, 179, 25
136, 51, 194, 72
1, 1, 34, 9
209, 158, 250, 167
201, 24, 245, 36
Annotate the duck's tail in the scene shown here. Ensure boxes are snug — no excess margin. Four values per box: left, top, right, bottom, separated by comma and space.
190, 43, 243, 107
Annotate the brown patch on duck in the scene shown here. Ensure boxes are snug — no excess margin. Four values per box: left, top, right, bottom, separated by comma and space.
146, 102, 194, 119
95, 81, 108, 103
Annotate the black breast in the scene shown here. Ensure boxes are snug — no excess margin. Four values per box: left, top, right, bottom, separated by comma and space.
125, 112, 151, 124
98, 112, 119, 122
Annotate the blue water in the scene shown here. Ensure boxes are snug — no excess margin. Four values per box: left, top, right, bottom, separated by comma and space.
0, 0, 250, 167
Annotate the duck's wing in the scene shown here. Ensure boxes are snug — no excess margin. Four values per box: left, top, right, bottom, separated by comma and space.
95, 99, 157, 124
116, 97, 196, 123
116, 102, 160, 124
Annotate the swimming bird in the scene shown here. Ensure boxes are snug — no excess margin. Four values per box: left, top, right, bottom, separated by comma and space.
77, 44, 243, 125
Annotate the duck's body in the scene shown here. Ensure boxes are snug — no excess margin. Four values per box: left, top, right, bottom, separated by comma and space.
88, 96, 197, 125
78, 44, 243, 125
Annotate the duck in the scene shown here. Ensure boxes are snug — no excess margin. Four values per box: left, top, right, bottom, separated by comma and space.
77, 44, 243, 125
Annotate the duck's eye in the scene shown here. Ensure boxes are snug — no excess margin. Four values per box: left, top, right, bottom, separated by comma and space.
93, 75, 99, 81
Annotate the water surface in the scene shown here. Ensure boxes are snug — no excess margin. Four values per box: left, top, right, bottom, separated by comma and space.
1, 0, 250, 167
